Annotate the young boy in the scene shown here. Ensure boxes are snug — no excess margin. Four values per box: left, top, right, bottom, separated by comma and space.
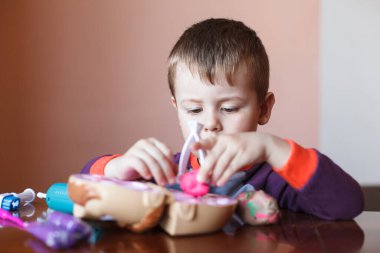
82, 18, 364, 220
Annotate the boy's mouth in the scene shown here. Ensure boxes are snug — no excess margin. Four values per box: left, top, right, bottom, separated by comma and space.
200, 132, 217, 140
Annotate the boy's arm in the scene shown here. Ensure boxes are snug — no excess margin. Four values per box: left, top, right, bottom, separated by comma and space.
80, 154, 121, 175
265, 140, 364, 220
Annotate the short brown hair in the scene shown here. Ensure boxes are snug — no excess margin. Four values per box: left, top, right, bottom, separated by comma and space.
168, 18, 269, 102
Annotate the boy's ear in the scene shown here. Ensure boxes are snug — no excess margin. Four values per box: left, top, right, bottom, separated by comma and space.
258, 92, 275, 125
171, 96, 177, 109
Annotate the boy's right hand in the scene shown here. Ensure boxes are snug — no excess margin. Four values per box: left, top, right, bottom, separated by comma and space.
103, 138, 177, 185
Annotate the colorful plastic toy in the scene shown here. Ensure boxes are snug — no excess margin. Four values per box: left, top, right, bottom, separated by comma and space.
68, 174, 173, 233
67, 173, 238, 235
178, 121, 209, 197
37, 183, 74, 214
236, 190, 280, 225
159, 190, 237, 236
179, 170, 209, 197
0, 208, 91, 249
0, 188, 35, 211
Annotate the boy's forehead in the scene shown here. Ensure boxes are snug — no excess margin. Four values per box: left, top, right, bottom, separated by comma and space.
174, 63, 252, 88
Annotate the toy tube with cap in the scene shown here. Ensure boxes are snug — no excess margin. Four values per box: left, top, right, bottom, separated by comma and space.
0, 188, 35, 212
37, 183, 74, 214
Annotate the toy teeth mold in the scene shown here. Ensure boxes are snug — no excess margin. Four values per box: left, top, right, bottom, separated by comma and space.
67, 121, 239, 235
161, 121, 237, 236
68, 174, 172, 232
160, 191, 237, 236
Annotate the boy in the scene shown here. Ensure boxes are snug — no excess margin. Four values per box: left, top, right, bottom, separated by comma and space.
82, 18, 364, 220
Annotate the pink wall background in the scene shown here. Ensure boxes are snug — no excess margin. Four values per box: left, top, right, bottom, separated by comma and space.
0, 1, 319, 192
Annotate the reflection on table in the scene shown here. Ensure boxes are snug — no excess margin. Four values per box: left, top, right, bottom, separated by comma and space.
0, 200, 376, 253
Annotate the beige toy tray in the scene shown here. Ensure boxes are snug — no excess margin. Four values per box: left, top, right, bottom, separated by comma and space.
160, 191, 237, 236
68, 174, 172, 232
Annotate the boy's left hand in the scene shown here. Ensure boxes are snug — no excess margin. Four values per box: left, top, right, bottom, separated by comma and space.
192, 132, 290, 186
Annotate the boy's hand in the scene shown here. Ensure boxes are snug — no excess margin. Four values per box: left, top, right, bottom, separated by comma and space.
192, 132, 290, 186
104, 138, 176, 185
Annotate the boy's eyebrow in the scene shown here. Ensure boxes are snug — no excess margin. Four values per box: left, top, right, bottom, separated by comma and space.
180, 99, 202, 104
217, 96, 246, 102
180, 96, 246, 104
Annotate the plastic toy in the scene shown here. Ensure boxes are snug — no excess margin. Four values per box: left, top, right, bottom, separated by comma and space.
68, 174, 173, 233
65, 121, 241, 236
157, 121, 239, 235
159, 190, 237, 236
37, 183, 74, 214
178, 121, 209, 197
236, 190, 280, 225
0, 188, 35, 211
179, 170, 209, 197
67, 173, 238, 235
0, 208, 91, 249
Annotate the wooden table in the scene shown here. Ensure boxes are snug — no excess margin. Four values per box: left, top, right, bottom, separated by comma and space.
0, 199, 377, 252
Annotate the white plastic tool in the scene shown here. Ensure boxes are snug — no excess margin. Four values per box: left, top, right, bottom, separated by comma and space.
177, 121, 207, 182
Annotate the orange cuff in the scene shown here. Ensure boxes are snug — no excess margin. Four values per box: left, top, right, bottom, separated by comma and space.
273, 140, 318, 189
190, 153, 252, 171
89, 154, 122, 176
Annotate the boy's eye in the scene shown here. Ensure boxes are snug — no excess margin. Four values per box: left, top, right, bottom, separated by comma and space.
187, 108, 202, 114
221, 107, 239, 113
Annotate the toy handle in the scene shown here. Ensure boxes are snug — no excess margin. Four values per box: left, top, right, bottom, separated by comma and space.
177, 121, 206, 181
0, 209, 25, 229
16, 188, 35, 204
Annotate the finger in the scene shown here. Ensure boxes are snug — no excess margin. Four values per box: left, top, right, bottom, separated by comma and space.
216, 155, 243, 186
196, 153, 217, 183
211, 148, 234, 185
123, 155, 152, 180
198, 140, 227, 184
131, 139, 172, 184
148, 138, 173, 158
129, 149, 167, 185
147, 138, 176, 183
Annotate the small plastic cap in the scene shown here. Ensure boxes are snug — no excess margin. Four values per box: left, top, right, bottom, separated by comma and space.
17, 188, 36, 203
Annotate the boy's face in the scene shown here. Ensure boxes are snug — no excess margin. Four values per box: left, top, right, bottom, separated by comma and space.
172, 64, 274, 140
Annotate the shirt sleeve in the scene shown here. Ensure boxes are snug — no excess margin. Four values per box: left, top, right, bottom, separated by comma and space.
272, 139, 318, 189
262, 140, 364, 220
80, 154, 121, 175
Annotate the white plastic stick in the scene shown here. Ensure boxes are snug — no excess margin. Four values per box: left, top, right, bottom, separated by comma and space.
177, 121, 206, 182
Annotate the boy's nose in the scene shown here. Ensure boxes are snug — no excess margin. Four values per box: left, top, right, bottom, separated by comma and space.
203, 113, 222, 132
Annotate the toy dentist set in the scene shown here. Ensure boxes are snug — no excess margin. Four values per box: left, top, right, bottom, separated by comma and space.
0, 121, 279, 249
0, 188, 35, 212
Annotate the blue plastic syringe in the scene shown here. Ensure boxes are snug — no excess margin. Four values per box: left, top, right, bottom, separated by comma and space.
37, 183, 74, 214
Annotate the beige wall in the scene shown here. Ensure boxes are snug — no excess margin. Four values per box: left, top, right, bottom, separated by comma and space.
0, 1, 319, 192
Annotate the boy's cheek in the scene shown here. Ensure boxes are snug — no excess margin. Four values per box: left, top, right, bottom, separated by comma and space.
178, 119, 190, 139
177, 114, 192, 136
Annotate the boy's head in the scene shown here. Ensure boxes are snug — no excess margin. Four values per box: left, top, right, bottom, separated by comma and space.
168, 18, 274, 139
168, 18, 270, 103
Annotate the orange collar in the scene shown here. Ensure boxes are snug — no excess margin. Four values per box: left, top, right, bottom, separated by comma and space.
190, 153, 201, 170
